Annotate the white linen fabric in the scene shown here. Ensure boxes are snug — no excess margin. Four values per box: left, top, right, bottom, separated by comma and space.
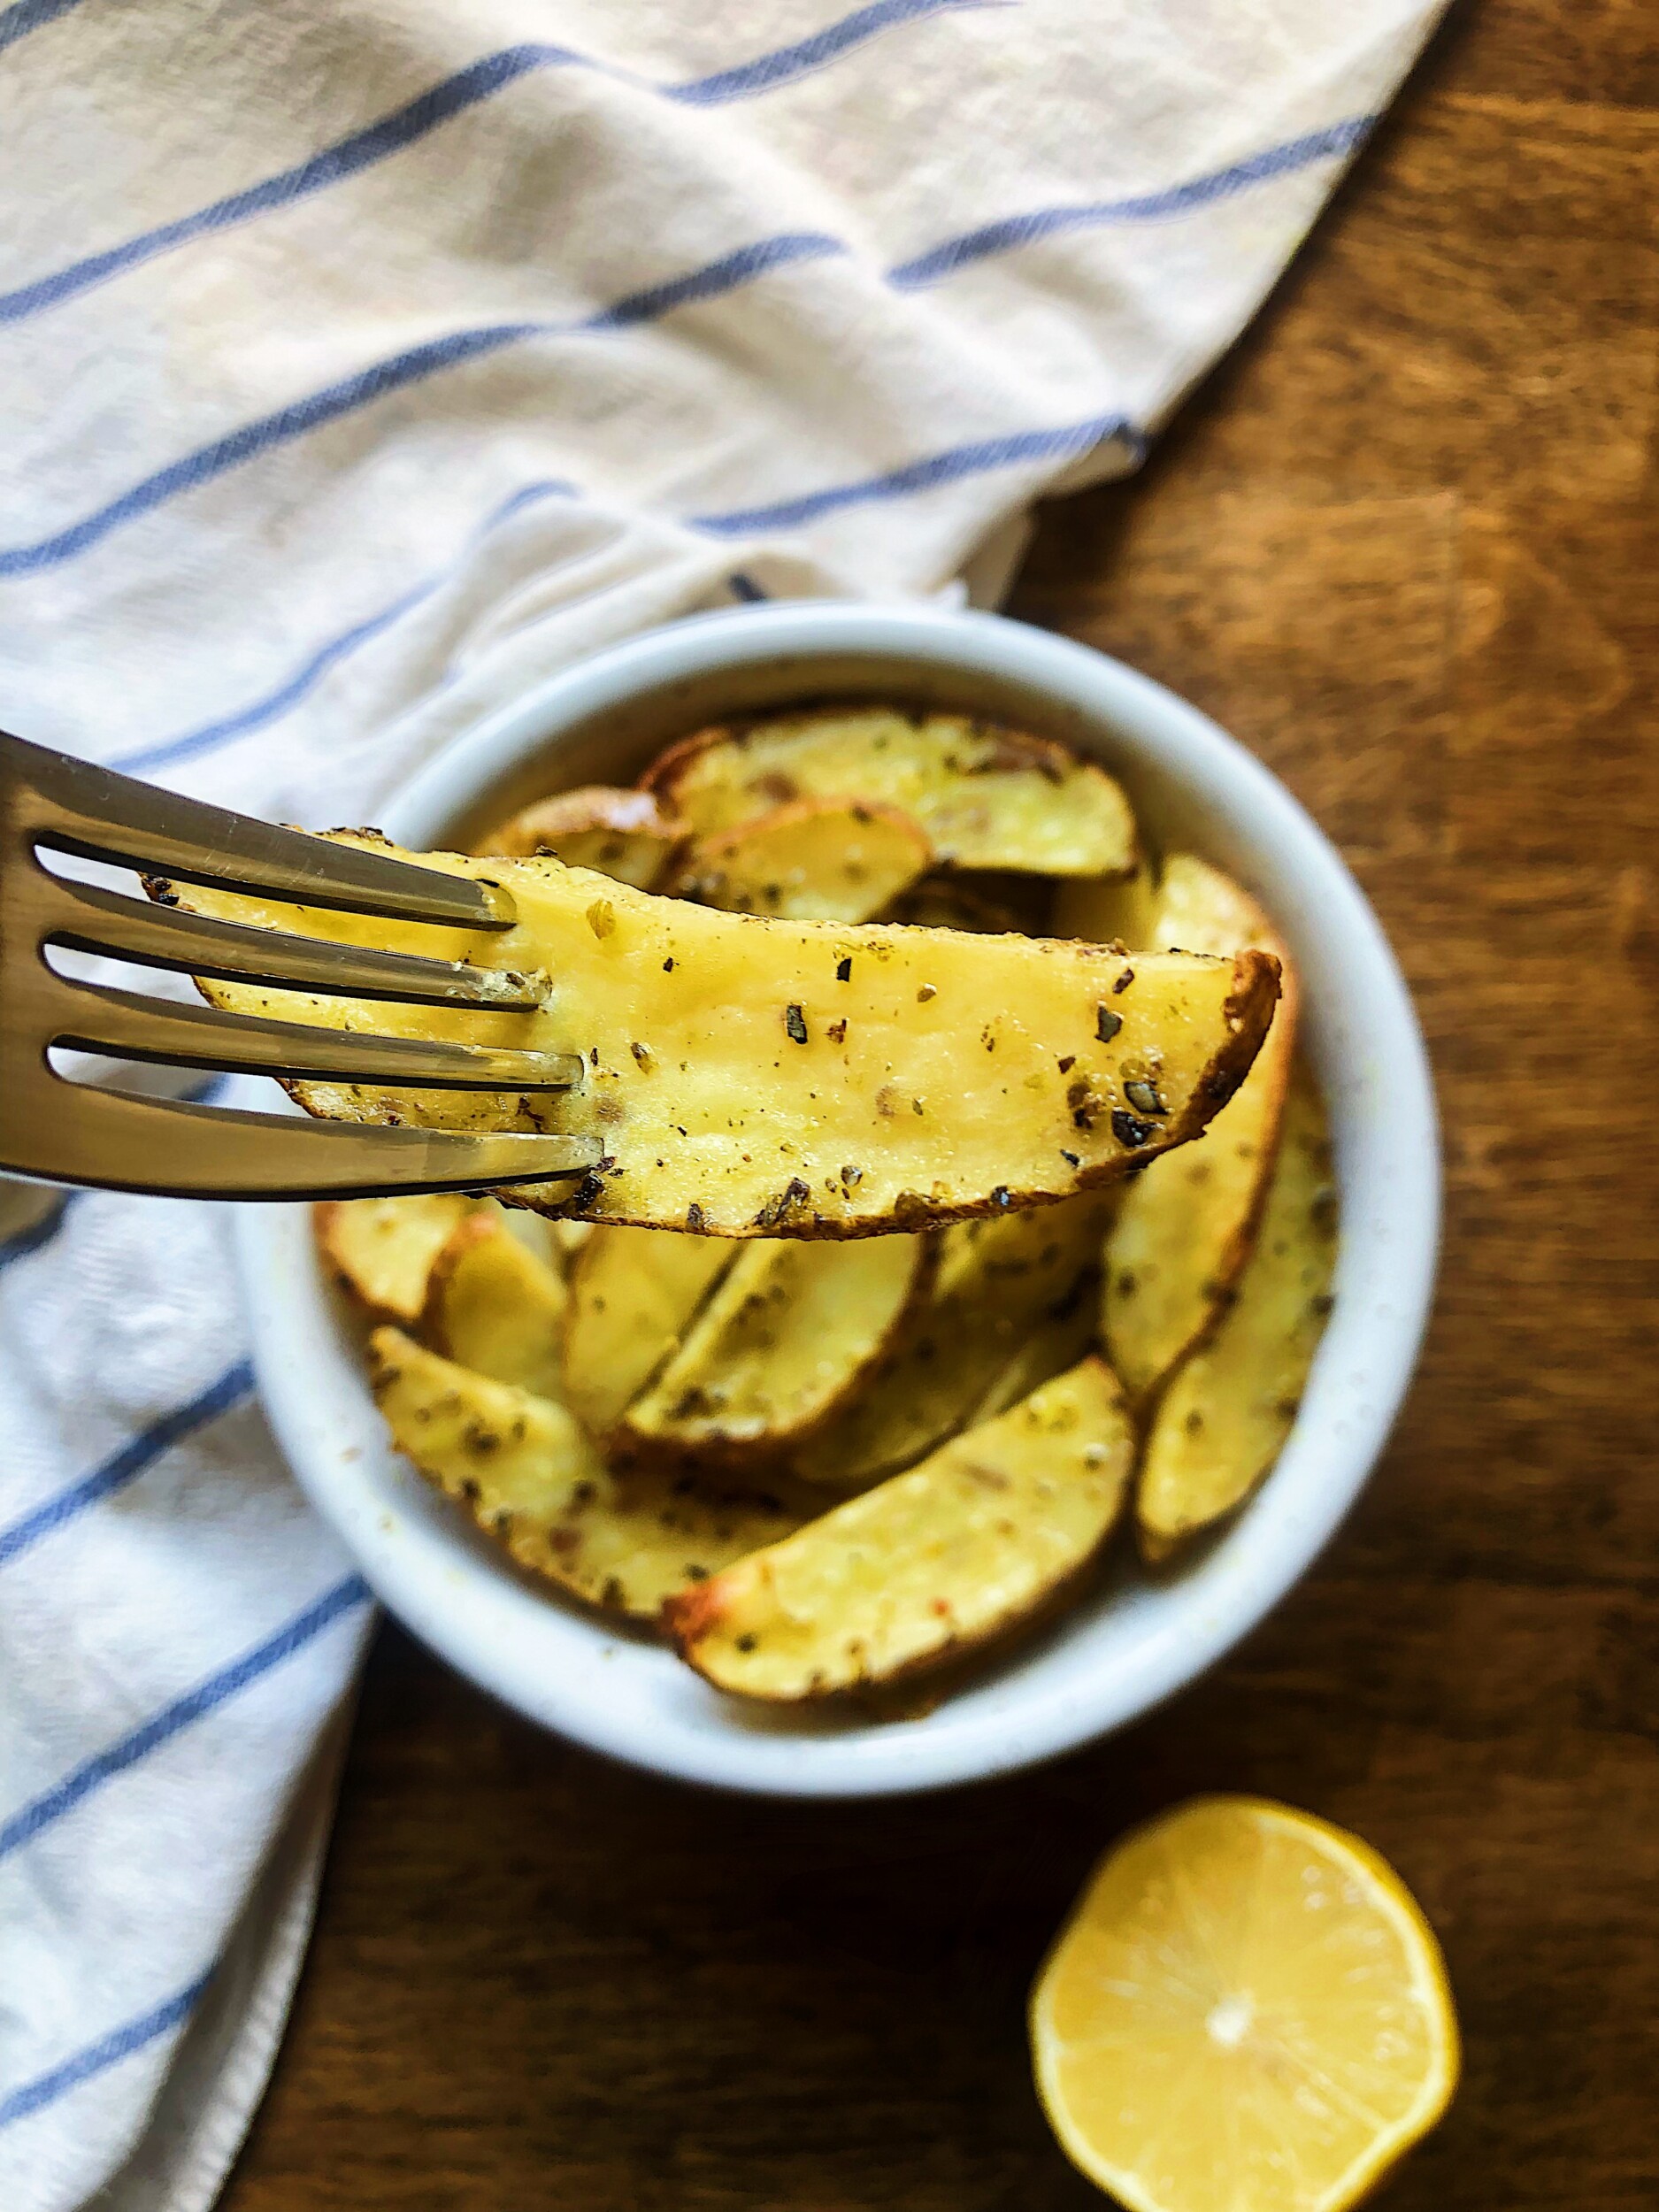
0, 2, 1445, 2204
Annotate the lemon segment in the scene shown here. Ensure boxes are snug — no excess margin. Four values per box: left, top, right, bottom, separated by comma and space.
1030, 1796, 1459, 2212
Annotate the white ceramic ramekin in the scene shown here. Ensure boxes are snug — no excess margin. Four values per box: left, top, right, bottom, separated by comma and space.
233, 602, 1439, 1797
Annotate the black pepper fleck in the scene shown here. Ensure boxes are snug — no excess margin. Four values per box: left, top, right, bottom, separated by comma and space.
785, 1003, 809, 1044
1096, 1005, 1123, 1043
1111, 1109, 1157, 1148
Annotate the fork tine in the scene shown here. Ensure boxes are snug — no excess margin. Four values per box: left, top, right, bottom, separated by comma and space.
39, 872, 550, 1009
6, 731, 516, 931
16, 1081, 602, 1198
48, 978, 585, 1090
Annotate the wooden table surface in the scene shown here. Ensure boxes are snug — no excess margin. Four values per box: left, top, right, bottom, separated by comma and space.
225, 7, 1659, 2206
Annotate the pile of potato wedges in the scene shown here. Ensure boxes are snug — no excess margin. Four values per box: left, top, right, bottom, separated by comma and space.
278, 704, 1335, 1705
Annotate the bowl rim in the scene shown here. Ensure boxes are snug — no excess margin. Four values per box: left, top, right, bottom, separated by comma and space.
233, 600, 1440, 1797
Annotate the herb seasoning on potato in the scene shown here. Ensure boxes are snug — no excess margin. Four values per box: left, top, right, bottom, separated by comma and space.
285, 705, 1334, 1710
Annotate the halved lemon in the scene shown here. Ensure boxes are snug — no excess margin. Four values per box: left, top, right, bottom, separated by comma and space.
1030, 1796, 1459, 2212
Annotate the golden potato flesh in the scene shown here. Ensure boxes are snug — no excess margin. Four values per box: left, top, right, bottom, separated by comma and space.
968, 1281, 1101, 1427
1051, 859, 1156, 950
369, 1328, 803, 1617
314, 1192, 475, 1322
561, 1226, 734, 1436
664, 1359, 1135, 1699
471, 785, 685, 887
668, 799, 931, 924
643, 709, 1136, 877
789, 1191, 1115, 1489
1137, 1072, 1338, 1559
422, 1213, 567, 1399
625, 1233, 929, 1455
1102, 854, 1299, 1403
162, 838, 1278, 1240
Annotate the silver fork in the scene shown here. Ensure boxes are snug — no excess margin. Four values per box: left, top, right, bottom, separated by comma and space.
0, 731, 600, 1199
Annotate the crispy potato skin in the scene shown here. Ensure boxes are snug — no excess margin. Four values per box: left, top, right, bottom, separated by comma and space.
157, 842, 1279, 1240
561, 1225, 736, 1435
662, 1575, 724, 1647
471, 785, 686, 887
667, 797, 931, 925
664, 1357, 1136, 1700
368, 1326, 806, 1618
1102, 855, 1301, 1404
315, 1192, 474, 1322
641, 706, 1136, 877
421, 1210, 567, 1399
789, 1191, 1113, 1489
312, 715, 1333, 1716
624, 1232, 933, 1460
1136, 1071, 1338, 1558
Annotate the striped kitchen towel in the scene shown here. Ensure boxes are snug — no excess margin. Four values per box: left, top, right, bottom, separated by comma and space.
0, 3, 1447, 2206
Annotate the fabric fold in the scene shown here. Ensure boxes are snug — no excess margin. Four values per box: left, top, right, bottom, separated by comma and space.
0, 4, 1446, 2204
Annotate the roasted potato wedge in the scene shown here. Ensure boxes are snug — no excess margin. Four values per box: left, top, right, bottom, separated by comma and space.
968, 1277, 1101, 1427
642, 708, 1136, 877
423, 1212, 567, 1398
883, 870, 1055, 936
370, 1328, 804, 1617
1137, 1072, 1337, 1560
561, 1225, 735, 1435
315, 1192, 476, 1322
471, 785, 685, 887
625, 1233, 930, 1456
789, 1191, 1115, 1488
1052, 859, 1157, 950
159, 838, 1278, 1239
668, 798, 931, 924
1102, 855, 1300, 1403
664, 1359, 1135, 1699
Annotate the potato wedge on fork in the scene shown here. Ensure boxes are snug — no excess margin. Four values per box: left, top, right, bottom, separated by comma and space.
158, 837, 1279, 1240
279, 703, 1334, 1719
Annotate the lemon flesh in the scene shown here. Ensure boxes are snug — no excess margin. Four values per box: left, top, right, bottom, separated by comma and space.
1030, 1796, 1459, 2212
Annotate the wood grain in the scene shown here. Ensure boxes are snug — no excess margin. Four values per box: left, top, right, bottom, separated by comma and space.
224, 8, 1659, 2207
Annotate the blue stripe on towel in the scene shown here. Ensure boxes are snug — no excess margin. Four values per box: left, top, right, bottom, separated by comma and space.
0, 1191, 82, 1275
583, 233, 842, 328
0, 0, 85, 58
0, 1967, 217, 2129
0, 232, 847, 580
0, 1359, 255, 1569
108, 477, 574, 775
0, 102, 1362, 581
673, 0, 990, 104
0, 1573, 372, 1861
0, 2, 980, 324
0, 46, 578, 326
0, 322, 549, 579
888, 118, 1375, 286
108, 580, 444, 776
691, 410, 1141, 533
